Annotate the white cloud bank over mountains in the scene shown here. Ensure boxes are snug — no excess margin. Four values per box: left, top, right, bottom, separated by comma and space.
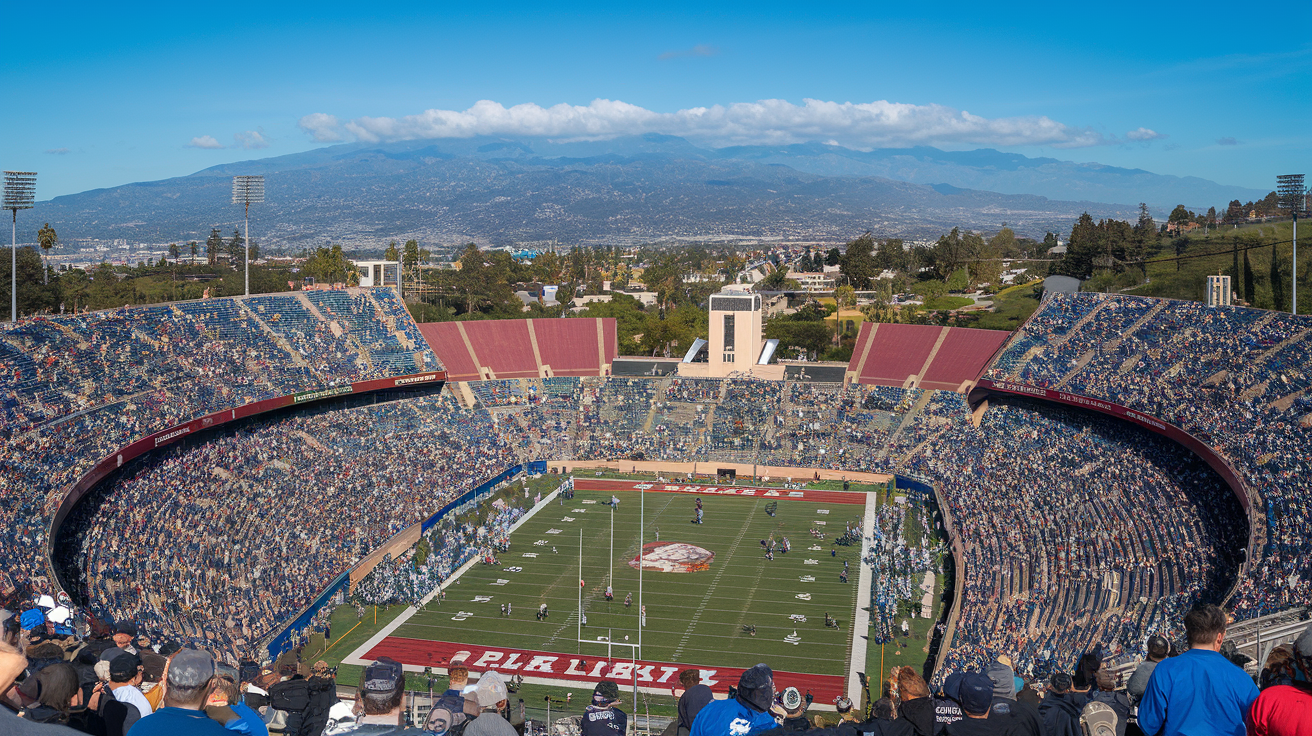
298, 98, 1159, 150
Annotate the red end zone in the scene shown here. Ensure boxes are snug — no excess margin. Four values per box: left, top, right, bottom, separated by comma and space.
364, 638, 846, 701
572, 479, 867, 505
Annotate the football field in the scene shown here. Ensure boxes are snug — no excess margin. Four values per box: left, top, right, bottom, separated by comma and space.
351, 481, 872, 701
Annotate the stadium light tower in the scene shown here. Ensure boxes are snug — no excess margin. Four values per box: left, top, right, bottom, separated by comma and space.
232, 175, 264, 296
1277, 174, 1305, 314
3, 172, 37, 323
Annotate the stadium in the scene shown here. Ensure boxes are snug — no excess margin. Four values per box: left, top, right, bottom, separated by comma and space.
3, 285, 1311, 730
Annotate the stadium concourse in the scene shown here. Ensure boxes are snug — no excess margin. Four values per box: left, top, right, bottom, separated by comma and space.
3, 290, 1312, 733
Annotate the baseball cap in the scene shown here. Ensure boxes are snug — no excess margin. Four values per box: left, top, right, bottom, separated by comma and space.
20, 608, 44, 630
958, 672, 994, 716
168, 649, 216, 689
157, 641, 182, 657
739, 663, 773, 691
109, 653, 143, 680
593, 680, 621, 705
362, 657, 404, 694
941, 671, 965, 702
1049, 672, 1072, 693
781, 687, 803, 712
115, 621, 138, 637
476, 671, 508, 707
835, 696, 853, 713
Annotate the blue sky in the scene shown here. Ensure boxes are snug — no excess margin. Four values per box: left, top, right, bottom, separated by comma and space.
6, 1, 1310, 199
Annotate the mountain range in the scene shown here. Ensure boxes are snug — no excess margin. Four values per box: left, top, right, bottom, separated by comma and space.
38, 136, 1265, 250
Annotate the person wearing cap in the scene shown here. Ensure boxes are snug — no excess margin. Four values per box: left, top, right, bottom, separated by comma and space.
934, 672, 966, 732
128, 648, 229, 736
689, 664, 776, 736
142, 641, 182, 712
1138, 603, 1258, 736
1036, 673, 1081, 736
1126, 635, 1170, 705
462, 671, 516, 736
102, 652, 152, 731
677, 669, 713, 736
581, 681, 627, 736
1245, 623, 1312, 736
1086, 670, 1130, 736
777, 687, 809, 732
943, 672, 1017, 736
982, 656, 1040, 736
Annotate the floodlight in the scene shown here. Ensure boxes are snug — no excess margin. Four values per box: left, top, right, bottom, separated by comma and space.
232, 175, 265, 296
1277, 174, 1306, 314
4, 171, 37, 323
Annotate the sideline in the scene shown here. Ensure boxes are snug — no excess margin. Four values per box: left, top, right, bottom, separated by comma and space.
344, 487, 562, 668
848, 492, 877, 702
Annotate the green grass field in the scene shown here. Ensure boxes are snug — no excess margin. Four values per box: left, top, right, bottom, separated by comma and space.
392, 488, 865, 676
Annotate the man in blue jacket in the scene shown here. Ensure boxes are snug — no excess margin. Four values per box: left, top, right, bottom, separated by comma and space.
1137, 603, 1258, 736
689, 664, 777, 736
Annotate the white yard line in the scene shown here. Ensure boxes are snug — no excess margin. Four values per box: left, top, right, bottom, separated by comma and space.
848, 492, 877, 702
344, 488, 562, 666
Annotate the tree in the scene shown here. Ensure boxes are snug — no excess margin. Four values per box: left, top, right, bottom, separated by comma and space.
227, 229, 245, 266
825, 247, 841, 267
206, 228, 223, 265
168, 243, 181, 262
840, 232, 878, 289
248, 239, 259, 262
0, 246, 57, 316
833, 284, 857, 345
303, 244, 359, 286
1168, 205, 1194, 230
37, 223, 57, 285
1231, 238, 1241, 302
1224, 200, 1245, 226
1271, 240, 1287, 312
188, 241, 199, 264
385, 241, 401, 262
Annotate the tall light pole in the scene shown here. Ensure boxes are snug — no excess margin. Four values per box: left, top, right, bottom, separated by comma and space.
1277, 174, 1305, 314
3, 172, 36, 323
232, 175, 264, 296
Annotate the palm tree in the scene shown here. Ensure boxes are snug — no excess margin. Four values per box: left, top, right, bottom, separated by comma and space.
37, 223, 57, 285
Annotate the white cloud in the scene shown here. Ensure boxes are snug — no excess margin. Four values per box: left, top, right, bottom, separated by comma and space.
299, 113, 343, 142
1125, 127, 1166, 142
188, 135, 225, 149
234, 130, 271, 149
328, 98, 1114, 149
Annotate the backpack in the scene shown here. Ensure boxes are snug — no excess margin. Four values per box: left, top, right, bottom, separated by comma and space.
1079, 701, 1119, 736
268, 679, 313, 735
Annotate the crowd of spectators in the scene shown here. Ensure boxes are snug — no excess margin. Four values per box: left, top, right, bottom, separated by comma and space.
985, 293, 1312, 619
903, 398, 1248, 679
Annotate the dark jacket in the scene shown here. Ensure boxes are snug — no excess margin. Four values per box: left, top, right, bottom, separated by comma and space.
1036, 691, 1081, 736
677, 684, 714, 734
897, 697, 935, 736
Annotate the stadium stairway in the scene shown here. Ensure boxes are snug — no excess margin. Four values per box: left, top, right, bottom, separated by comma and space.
235, 300, 312, 370
877, 390, 935, 463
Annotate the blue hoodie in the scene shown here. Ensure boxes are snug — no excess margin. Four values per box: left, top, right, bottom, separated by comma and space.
1137, 648, 1258, 736
689, 697, 777, 736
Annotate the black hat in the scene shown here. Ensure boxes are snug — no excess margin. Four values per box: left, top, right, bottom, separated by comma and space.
115, 621, 138, 637
157, 641, 182, 657
1147, 635, 1170, 658
362, 657, 404, 694
1049, 672, 1072, 693
739, 663, 773, 691
593, 681, 621, 704
109, 653, 143, 680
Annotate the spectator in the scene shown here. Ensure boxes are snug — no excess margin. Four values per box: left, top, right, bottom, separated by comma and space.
1256, 646, 1297, 691
1087, 670, 1130, 736
1245, 625, 1312, 736
203, 674, 267, 736
105, 653, 151, 732
895, 667, 935, 736
1037, 673, 1081, 736
580, 681, 626, 736
461, 671, 515, 736
676, 670, 712, 736
984, 657, 1040, 736
1127, 636, 1170, 704
1138, 603, 1258, 736
943, 672, 1008, 736
689, 664, 776, 736
20, 662, 82, 726
128, 648, 229, 736
777, 687, 809, 732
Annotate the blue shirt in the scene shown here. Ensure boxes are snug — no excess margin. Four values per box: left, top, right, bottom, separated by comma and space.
689, 697, 777, 736
1137, 648, 1258, 736
128, 706, 232, 736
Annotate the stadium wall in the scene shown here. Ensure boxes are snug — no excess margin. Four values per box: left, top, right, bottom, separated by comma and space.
968, 378, 1261, 593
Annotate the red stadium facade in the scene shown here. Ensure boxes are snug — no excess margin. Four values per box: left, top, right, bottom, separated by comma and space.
419, 318, 617, 381
847, 323, 1008, 391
